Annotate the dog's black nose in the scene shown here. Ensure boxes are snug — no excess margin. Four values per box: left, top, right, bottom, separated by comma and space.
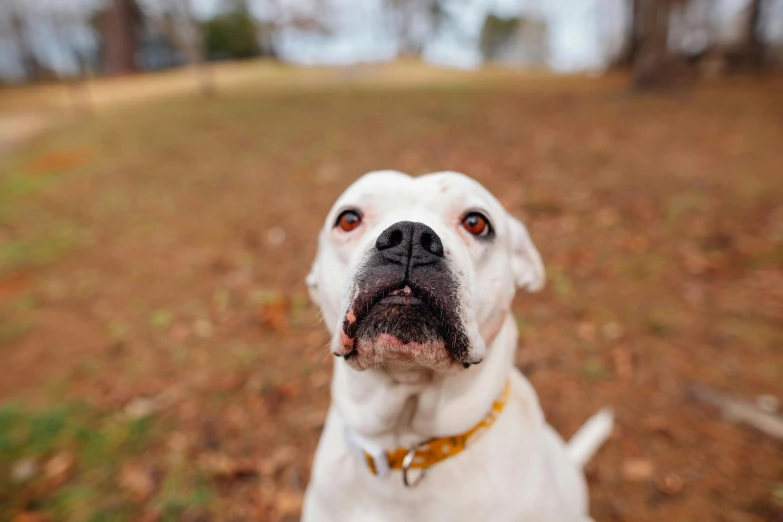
376, 221, 444, 268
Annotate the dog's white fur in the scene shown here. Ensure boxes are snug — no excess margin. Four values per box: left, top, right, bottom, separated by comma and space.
303, 171, 611, 522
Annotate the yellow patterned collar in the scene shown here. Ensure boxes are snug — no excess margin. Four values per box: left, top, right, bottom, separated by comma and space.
344, 380, 511, 487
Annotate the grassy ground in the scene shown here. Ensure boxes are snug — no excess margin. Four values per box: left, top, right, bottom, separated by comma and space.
1, 64, 782, 521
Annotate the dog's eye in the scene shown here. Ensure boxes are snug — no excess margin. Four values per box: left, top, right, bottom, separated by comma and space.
336, 210, 362, 232
462, 212, 491, 237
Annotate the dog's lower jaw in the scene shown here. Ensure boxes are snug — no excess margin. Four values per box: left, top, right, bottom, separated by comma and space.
330, 312, 518, 439
331, 299, 487, 373
341, 337, 463, 374
332, 311, 476, 373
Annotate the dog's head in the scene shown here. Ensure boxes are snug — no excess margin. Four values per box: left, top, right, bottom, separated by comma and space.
307, 171, 544, 373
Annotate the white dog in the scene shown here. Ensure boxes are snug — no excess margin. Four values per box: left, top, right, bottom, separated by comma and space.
302, 171, 612, 522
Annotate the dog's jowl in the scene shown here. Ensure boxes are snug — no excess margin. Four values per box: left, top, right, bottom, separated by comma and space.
303, 170, 612, 522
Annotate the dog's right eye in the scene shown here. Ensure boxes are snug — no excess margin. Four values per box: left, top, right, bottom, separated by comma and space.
462, 212, 491, 237
336, 210, 362, 232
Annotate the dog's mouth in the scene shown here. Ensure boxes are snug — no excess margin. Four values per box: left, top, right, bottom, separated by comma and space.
378, 285, 424, 305
342, 281, 434, 336
338, 276, 471, 367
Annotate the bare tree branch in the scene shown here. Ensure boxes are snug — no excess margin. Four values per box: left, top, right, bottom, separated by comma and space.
689, 382, 783, 440
139, 0, 215, 96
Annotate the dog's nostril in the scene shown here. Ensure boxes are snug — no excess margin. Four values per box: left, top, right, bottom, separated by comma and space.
420, 232, 432, 252
376, 227, 404, 251
389, 230, 403, 248
419, 231, 443, 257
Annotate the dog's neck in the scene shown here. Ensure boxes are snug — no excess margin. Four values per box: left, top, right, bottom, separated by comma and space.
330, 314, 518, 448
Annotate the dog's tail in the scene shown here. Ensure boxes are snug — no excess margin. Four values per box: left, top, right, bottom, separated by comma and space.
566, 408, 614, 468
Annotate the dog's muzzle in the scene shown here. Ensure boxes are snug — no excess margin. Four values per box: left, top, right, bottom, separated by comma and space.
339, 221, 471, 364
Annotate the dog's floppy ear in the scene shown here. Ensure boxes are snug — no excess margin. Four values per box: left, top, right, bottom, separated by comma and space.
508, 215, 545, 292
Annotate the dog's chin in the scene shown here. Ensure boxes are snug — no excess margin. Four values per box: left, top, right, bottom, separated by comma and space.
351, 334, 455, 374
343, 297, 460, 373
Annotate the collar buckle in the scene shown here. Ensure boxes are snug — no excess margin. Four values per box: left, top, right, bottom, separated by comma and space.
343, 423, 390, 477
401, 443, 430, 488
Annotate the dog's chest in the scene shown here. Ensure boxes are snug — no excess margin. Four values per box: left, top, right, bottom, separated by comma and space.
303, 391, 588, 522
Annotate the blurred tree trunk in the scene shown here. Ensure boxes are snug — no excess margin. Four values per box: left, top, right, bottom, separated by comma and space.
617, 0, 644, 67
387, 0, 422, 57
384, 0, 452, 58
102, 0, 140, 75
251, 0, 330, 60
632, 0, 674, 89
622, 0, 768, 81
743, 0, 765, 69
8, 3, 44, 82
146, 0, 215, 97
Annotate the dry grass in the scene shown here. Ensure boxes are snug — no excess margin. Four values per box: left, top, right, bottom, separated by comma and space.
1, 65, 782, 521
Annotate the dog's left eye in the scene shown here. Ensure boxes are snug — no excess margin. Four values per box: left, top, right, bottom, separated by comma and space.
336, 210, 362, 232
462, 212, 491, 237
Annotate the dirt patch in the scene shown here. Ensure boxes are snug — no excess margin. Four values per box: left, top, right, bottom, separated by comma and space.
0, 112, 53, 154
0, 308, 108, 399
25, 149, 92, 175
0, 271, 33, 301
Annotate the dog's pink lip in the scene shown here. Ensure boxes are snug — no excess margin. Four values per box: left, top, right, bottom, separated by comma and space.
387, 285, 414, 297
335, 307, 358, 356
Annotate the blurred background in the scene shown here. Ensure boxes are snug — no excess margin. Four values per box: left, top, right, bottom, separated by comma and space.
0, 0, 782, 520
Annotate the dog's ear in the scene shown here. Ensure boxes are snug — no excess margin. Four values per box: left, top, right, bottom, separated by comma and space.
305, 261, 321, 307
305, 234, 323, 307
508, 215, 545, 292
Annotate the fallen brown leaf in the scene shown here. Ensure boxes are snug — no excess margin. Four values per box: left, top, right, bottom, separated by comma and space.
274, 489, 304, 517
12, 512, 50, 522
628, 234, 650, 254
258, 292, 291, 334
44, 452, 75, 487
27, 149, 91, 174
0, 271, 34, 301
280, 382, 301, 399
119, 462, 155, 501
595, 207, 619, 227
657, 472, 685, 495
577, 321, 596, 342
612, 347, 633, 381
136, 511, 160, 522
259, 445, 298, 477
217, 371, 248, 392
622, 458, 655, 482
642, 415, 671, 434
200, 452, 257, 480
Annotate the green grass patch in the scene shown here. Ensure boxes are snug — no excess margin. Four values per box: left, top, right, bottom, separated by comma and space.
149, 310, 173, 330
0, 401, 214, 521
155, 469, 214, 522
547, 266, 573, 299
0, 227, 80, 276
0, 137, 99, 277
581, 358, 610, 381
